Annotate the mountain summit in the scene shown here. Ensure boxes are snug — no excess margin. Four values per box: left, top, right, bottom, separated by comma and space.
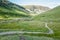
23, 5, 50, 16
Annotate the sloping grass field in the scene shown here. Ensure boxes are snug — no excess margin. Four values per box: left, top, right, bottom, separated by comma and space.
34, 6, 60, 21
0, 19, 49, 32
0, 19, 60, 40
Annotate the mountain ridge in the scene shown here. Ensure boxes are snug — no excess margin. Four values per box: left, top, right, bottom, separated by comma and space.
0, 0, 30, 18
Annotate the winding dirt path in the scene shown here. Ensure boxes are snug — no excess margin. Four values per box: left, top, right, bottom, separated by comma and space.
0, 22, 54, 36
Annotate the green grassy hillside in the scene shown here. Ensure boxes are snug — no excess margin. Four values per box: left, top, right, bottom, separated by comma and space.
33, 6, 60, 39
0, 1, 60, 40
0, 0, 30, 18
34, 6, 60, 22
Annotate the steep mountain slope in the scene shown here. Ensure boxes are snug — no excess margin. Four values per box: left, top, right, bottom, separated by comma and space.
23, 5, 50, 16
0, 0, 30, 18
34, 6, 60, 21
